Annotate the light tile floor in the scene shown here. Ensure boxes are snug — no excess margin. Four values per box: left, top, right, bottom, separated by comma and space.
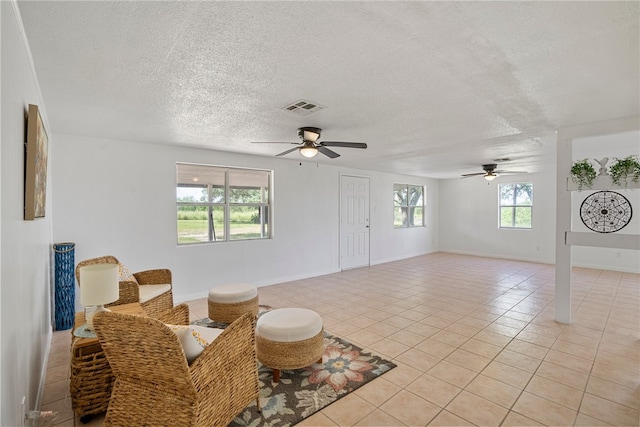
42, 253, 639, 426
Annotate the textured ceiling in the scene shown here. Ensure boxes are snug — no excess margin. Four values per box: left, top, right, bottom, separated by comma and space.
17, 1, 640, 178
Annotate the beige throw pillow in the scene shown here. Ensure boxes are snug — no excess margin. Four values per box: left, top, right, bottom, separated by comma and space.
167, 324, 224, 364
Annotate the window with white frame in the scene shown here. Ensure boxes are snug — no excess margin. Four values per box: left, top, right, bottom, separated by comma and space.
499, 183, 533, 229
394, 184, 425, 228
176, 163, 271, 244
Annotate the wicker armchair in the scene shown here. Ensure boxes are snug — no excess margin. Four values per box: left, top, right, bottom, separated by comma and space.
76, 255, 173, 318
70, 303, 190, 422
93, 311, 260, 427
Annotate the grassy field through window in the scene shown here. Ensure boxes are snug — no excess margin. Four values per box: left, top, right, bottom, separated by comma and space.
177, 207, 266, 243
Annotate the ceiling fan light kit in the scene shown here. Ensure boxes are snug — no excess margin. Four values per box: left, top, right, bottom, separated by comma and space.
299, 146, 318, 158
252, 127, 367, 159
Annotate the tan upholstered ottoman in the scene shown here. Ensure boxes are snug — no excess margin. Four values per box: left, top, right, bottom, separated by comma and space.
255, 308, 324, 382
208, 283, 258, 323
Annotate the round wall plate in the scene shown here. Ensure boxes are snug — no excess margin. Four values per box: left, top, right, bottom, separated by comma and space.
580, 191, 632, 233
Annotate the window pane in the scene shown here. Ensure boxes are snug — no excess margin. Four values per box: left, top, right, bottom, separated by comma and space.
229, 170, 269, 203
394, 184, 407, 206
178, 206, 209, 243
500, 206, 532, 228
500, 183, 533, 206
211, 186, 225, 203
500, 206, 515, 227
177, 164, 225, 187
177, 185, 208, 202
408, 186, 423, 206
230, 187, 263, 203
229, 206, 268, 240
500, 184, 515, 205
410, 207, 424, 226
394, 206, 407, 227
211, 206, 225, 240
514, 206, 532, 228
515, 183, 533, 204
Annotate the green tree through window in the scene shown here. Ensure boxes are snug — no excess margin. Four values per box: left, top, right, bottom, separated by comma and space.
394, 184, 425, 227
499, 183, 533, 229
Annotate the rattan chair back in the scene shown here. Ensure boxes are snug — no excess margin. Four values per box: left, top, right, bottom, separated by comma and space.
75, 255, 174, 317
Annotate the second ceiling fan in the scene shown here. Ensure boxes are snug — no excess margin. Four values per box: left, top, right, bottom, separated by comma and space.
461, 164, 527, 181
252, 127, 367, 159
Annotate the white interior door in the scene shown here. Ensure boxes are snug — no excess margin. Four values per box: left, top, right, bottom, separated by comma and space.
340, 175, 370, 270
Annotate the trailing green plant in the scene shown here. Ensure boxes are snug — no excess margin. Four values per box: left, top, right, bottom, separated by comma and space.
609, 155, 640, 187
570, 159, 597, 191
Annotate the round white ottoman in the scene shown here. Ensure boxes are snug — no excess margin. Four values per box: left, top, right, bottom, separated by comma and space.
208, 283, 258, 323
255, 308, 324, 383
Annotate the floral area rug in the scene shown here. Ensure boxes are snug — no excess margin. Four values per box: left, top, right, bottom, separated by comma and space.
193, 307, 397, 426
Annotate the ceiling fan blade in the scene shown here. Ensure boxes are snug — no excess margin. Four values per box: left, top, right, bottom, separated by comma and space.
460, 172, 486, 178
275, 147, 300, 157
320, 141, 367, 149
494, 170, 528, 174
317, 146, 340, 158
251, 141, 297, 144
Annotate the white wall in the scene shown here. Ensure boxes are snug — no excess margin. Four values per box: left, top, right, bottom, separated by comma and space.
439, 172, 557, 265
52, 134, 439, 304
1, 2, 54, 425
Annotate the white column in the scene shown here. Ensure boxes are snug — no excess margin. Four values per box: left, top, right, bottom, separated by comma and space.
555, 131, 572, 324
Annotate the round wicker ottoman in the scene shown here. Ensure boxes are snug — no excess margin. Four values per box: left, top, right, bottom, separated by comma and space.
255, 308, 324, 383
208, 283, 258, 323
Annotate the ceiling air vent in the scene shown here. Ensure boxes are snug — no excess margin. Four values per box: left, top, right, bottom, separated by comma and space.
282, 99, 325, 116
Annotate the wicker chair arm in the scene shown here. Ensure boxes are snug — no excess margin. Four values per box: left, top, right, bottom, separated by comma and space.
155, 303, 190, 325
133, 269, 172, 285
105, 280, 140, 307
190, 313, 258, 394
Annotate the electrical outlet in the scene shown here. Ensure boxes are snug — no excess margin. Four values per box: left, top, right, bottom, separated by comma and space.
21, 396, 26, 427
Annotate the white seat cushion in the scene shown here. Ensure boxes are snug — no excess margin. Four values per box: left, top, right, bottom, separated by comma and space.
139, 284, 171, 303
168, 324, 224, 364
208, 283, 257, 303
256, 308, 323, 342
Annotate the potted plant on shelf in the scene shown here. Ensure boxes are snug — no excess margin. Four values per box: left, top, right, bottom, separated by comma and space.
609, 155, 640, 187
570, 159, 597, 191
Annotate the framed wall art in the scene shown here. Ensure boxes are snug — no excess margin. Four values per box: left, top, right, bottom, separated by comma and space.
579, 190, 632, 233
24, 104, 49, 220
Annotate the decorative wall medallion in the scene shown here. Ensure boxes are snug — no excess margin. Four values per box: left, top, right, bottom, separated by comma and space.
580, 191, 632, 233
